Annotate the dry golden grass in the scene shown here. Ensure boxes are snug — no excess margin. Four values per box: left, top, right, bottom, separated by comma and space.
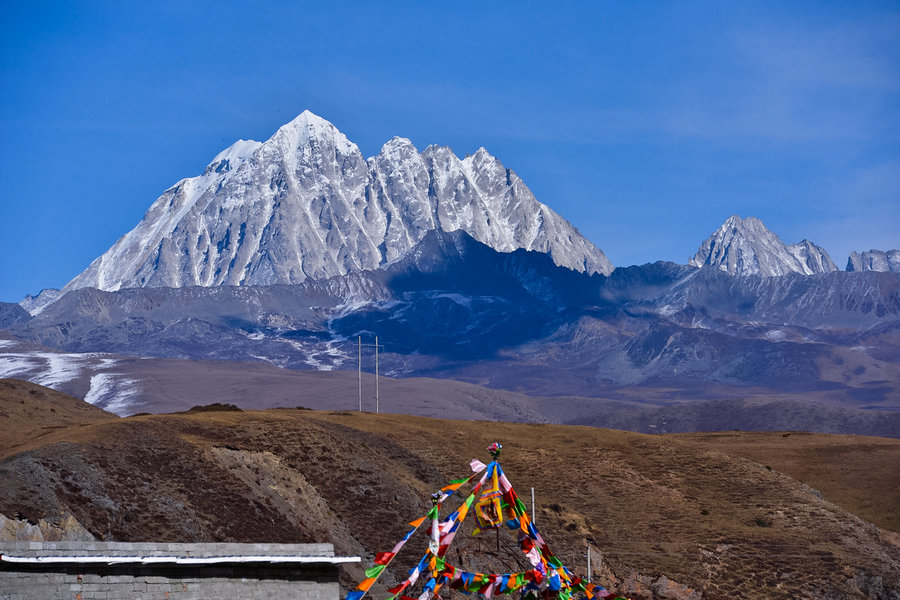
673, 431, 900, 534
0, 378, 117, 457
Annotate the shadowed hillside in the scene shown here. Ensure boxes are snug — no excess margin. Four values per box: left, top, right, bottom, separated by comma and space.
1, 399, 898, 599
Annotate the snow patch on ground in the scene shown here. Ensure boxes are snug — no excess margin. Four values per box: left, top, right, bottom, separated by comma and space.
427, 292, 473, 307
658, 304, 677, 317
0, 347, 142, 416
34, 353, 86, 387
83, 373, 141, 415
764, 330, 787, 341
278, 338, 349, 370
0, 352, 78, 382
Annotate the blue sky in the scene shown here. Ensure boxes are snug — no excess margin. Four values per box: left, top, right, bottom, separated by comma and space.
1, 1, 898, 302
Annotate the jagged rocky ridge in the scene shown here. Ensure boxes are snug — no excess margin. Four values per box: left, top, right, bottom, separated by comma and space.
689, 215, 837, 276
63, 111, 611, 294
848, 249, 900, 273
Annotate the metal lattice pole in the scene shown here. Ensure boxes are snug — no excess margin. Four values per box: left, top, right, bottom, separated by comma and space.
375, 335, 379, 413
358, 336, 362, 412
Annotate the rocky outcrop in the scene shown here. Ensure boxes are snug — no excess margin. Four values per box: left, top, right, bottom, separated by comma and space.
0, 513, 95, 541
847, 249, 900, 273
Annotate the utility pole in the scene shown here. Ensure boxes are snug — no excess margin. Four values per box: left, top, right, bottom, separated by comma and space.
375, 335, 379, 414
358, 336, 362, 412
355, 336, 384, 412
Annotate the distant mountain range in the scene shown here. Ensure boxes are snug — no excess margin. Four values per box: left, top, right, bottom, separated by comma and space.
2, 111, 898, 436
4, 229, 899, 425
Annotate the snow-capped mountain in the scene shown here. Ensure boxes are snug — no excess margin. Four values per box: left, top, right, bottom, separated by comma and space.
847, 249, 900, 273
63, 111, 612, 293
689, 215, 837, 276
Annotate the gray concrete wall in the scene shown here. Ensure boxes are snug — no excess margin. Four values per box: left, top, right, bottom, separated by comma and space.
0, 542, 346, 600
1, 541, 336, 557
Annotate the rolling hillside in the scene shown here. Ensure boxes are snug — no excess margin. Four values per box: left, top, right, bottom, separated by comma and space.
1, 386, 897, 599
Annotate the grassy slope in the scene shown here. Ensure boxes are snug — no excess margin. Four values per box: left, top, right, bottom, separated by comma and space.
0, 378, 117, 456
673, 431, 900, 534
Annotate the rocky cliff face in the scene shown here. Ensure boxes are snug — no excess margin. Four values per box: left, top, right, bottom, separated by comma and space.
847, 249, 900, 273
787, 239, 838, 274
689, 215, 836, 276
63, 111, 611, 294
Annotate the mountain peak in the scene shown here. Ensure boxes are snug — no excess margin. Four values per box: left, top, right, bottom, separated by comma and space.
690, 215, 836, 276
63, 111, 612, 293
287, 109, 333, 129
376, 136, 419, 162
721, 214, 765, 233
268, 110, 359, 157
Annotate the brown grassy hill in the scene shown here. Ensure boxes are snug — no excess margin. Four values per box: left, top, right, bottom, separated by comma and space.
0, 378, 117, 456
0, 409, 898, 599
674, 431, 900, 536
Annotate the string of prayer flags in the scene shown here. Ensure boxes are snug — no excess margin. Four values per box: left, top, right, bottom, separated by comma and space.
344, 512, 430, 600
344, 442, 629, 600
387, 554, 430, 599
438, 476, 487, 556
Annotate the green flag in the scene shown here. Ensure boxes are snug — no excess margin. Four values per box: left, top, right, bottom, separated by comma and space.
365, 564, 386, 579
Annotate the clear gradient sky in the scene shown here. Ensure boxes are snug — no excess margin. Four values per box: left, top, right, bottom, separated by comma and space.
2, 1, 898, 302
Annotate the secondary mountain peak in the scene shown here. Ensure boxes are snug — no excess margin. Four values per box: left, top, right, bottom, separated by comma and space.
203, 139, 262, 175
689, 215, 836, 276
847, 249, 900, 273
787, 239, 838, 274
62, 111, 611, 294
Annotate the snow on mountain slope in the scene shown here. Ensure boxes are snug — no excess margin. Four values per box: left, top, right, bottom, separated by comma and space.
689, 215, 837, 276
0, 337, 139, 414
786, 239, 838, 274
64, 111, 612, 293
847, 249, 900, 273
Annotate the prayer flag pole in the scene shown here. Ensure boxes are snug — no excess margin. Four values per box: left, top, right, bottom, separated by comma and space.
587, 543, 592, 583
532, 487, 536, 525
